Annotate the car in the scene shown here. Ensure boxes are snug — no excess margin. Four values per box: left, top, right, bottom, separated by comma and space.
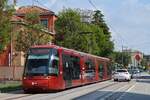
113, 69, 131, 81
133, 69, 140, 74
127, 69, 134, 79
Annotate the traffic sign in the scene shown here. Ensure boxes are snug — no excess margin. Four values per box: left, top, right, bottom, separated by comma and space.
135, 54, 141, 61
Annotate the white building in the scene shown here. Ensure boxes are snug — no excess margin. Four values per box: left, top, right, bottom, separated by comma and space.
123, 49, 143, 68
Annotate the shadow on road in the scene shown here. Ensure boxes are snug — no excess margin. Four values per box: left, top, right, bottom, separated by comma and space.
73, 90, 150, 100
136, 79, 150, 84
137, 75, 150, 79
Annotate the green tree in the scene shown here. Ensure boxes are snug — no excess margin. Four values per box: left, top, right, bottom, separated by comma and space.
92, 10, 110, 36
55, 9, 97, 54
55, 8, 114, 57
55, 9, 86, 52
0, 0, 14, 52
92, 10, 114, 56
141, 59, 148, 70
15, 10, 52, 53
111, 51, 131, 67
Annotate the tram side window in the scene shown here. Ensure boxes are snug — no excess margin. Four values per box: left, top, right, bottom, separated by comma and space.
98, 64, 104, 79
62, 54, 71, 80
71, 56, 80, 79
85, 59, 95, 76
62, 54, 81, 80
107, 63, 112, 76
49, 48, 59, 76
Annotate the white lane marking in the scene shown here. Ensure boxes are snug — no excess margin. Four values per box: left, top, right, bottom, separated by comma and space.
117, 84, 135, 100
100, 83, 129, 100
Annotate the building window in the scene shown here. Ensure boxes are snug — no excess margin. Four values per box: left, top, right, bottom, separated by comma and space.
40, 19, 48, 28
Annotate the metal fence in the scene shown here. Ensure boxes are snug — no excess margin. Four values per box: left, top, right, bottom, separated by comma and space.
0, 66, 24, 81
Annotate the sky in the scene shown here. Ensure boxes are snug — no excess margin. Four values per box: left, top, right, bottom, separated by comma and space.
10, 0, 150, 54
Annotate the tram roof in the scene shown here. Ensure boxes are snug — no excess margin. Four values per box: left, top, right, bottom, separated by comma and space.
31, 44, 110, 61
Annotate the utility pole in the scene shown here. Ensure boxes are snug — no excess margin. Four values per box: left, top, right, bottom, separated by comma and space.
9, 0, 16, 67
122, 45, 124, 67
13, 0, 16, 6
11, 0, 17, 80
13, 0, 18, 10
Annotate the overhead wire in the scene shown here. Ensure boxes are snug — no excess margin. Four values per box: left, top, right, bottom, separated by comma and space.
18, 0, 148, 53
107, 24, 128, 46
87, 0, 129, 51
33, 0, 53, 11
88, 0, 97, 10
24, 0, 145, 51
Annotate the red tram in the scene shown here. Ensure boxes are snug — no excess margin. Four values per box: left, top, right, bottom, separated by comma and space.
22, 44, 112, 92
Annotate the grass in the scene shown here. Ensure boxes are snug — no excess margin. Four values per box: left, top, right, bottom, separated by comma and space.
0, 81, 22, 93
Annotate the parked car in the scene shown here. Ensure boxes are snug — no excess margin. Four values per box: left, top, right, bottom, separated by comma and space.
113, 69, 131, 81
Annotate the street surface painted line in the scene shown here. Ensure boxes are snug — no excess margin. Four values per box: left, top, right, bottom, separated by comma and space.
73, 82, 125, 100
116, 84, 135, 100
100, 82, 135, 100
100, 83, 129, 100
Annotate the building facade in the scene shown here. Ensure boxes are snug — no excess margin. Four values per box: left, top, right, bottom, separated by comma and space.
15, 6, 57, 33
123, 49, 143, 68
0, 6, 57, 66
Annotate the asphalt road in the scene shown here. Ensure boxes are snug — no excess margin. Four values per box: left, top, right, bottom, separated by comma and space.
117, 73, 150, 100
0, 72, 150, 100
75, 72, 150, 100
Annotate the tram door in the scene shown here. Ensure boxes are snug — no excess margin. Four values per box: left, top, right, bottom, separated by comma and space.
98, 63, 104, 80
62, 54, 72, 88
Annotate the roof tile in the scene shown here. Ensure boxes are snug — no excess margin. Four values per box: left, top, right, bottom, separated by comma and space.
11, 15, 24, 22
15, 6, 54, 15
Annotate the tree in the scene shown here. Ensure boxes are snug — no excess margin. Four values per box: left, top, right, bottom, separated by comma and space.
92, 10, 114, 56
55, 8, 114, 57
141, 58, 148, 70
15, 10, 52, 53
111, 51, 131, 67
55, 9, 92, 53
92, 10, 110, 36
0, 0, 14, 52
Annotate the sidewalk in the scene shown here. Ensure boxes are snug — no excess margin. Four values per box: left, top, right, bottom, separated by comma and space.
0, 80, 22, 93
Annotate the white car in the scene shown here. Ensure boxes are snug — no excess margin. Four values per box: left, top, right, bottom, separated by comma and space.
113, 69, 131, 81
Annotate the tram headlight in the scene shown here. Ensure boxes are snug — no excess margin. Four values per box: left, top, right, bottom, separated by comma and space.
23, 77, 27, 79
45, 76, 50, 79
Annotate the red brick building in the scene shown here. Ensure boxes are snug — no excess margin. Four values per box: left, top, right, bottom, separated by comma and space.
0, 46, 10, 66
0, 6, 57, 66
15, 6, 57, 33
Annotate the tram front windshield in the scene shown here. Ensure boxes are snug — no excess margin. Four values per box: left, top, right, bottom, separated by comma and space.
24, 48, 59, 76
